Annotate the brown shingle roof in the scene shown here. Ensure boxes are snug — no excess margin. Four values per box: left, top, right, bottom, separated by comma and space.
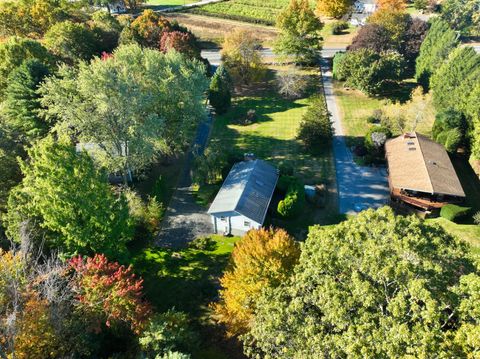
385, 132, 465, 197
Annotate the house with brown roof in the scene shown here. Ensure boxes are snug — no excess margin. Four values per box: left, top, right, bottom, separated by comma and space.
385, 132, 465, 212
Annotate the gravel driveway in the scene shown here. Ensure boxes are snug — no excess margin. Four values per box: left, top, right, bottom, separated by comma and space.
156, 113, 214, 248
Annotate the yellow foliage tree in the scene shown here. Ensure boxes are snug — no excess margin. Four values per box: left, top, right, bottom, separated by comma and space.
368, 9, 409, 41
14, 291, 63, 359
376, 0, 406, 11
316, 0, 353, 19
212, 228, 300, 337
221, 29, 265, 85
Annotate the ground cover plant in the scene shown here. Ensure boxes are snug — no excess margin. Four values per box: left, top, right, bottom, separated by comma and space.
187, 0, 303, 26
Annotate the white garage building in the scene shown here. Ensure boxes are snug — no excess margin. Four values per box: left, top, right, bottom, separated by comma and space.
208, 160, 279, 236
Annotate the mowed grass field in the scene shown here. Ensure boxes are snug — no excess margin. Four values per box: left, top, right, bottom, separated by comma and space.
211, 72, 332, 186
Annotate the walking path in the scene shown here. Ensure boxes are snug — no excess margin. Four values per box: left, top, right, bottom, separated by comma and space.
156, 112, 214, 248
320, 57, 390, 214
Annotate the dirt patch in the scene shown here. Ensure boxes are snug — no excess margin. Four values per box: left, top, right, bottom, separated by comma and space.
164, 13, 278, 45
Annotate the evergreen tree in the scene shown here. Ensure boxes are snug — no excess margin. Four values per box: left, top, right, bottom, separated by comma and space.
0, 36, 54, 96
431, 46, 480, 114
275, 0, 323, 64
208, 65, 231, 114
1, 60, 51, 142
415, 18, 459, 89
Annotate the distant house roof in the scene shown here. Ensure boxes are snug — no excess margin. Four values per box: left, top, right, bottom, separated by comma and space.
385, 132, 465, 197
208, 160, 279, 224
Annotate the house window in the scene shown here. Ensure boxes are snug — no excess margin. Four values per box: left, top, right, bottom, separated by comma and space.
220, 216, 227, 222
244, 221, 251, 227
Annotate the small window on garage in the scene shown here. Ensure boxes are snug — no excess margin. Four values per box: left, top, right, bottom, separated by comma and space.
244, 221, 251, 227
220, 216, 227, 222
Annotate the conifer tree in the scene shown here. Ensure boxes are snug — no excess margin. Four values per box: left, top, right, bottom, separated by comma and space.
208, 65, 231, 114
415, 18, 459, 89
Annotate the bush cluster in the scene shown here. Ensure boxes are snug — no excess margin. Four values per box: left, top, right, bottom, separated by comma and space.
440, 204, 471, 222
277, 176, 305, 218
331, 21, 349, 35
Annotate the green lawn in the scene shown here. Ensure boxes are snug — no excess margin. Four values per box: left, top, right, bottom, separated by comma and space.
333, 83, 385, 145
132, 235, 239, 314
428, 218, 480, 256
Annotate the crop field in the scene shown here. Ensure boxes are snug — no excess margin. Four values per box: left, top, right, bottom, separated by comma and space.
187, 0, 291, 25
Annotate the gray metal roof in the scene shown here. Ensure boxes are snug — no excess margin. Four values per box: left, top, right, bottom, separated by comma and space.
208, 160, 279, 224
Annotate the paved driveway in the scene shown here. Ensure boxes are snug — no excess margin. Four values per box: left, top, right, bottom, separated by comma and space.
156, 113, 214, 248
320, 58, 390, 214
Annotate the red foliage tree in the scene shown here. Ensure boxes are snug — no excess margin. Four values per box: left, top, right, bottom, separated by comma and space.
159, 30, 201, 59
69, 254, 151, 334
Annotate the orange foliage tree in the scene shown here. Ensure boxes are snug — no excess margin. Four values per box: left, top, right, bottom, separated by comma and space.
212, 228, 300, 336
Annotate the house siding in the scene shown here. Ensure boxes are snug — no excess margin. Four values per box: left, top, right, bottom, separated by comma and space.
211, 211, 261, 236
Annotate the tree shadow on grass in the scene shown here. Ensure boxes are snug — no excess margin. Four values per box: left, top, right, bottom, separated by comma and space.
378, 80, 418, 104
225, 96, 307, 125
133, 246, 231, 315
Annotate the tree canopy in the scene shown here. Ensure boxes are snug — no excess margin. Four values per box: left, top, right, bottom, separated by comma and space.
415, 18, 459, 89
3, 136, 132, 258
333, 49, 406, 95
40, 44, 208, 181
315, 0, 353, 19
1, 60, 51, 142
0, 36, 54, 96
221, 29, 265, 84
213, 228, 300, 337
244, 207, 479, 358
275, 0, 323, 64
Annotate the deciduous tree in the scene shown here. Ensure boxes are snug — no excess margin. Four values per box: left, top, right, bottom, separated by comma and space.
275, 0, 323, 64
244, 207, 478, 358
160, 30, 201, 59
44, 20, 100, 63
69, 254, 151, 334
333, 49, 406, 95
367, 9, 409, 42
316, 0, 353, 18
3, 136, 132, 258
130, 9, 171, 47
221, 29, 265, 84
40, 45, 208, 181
212, 228, 300, 337
376, 0, 406, 11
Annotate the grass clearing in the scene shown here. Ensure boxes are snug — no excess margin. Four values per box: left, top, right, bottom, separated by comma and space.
428, 218, 480, 256
131, 235, 241, 359
333, 83, 385, 145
